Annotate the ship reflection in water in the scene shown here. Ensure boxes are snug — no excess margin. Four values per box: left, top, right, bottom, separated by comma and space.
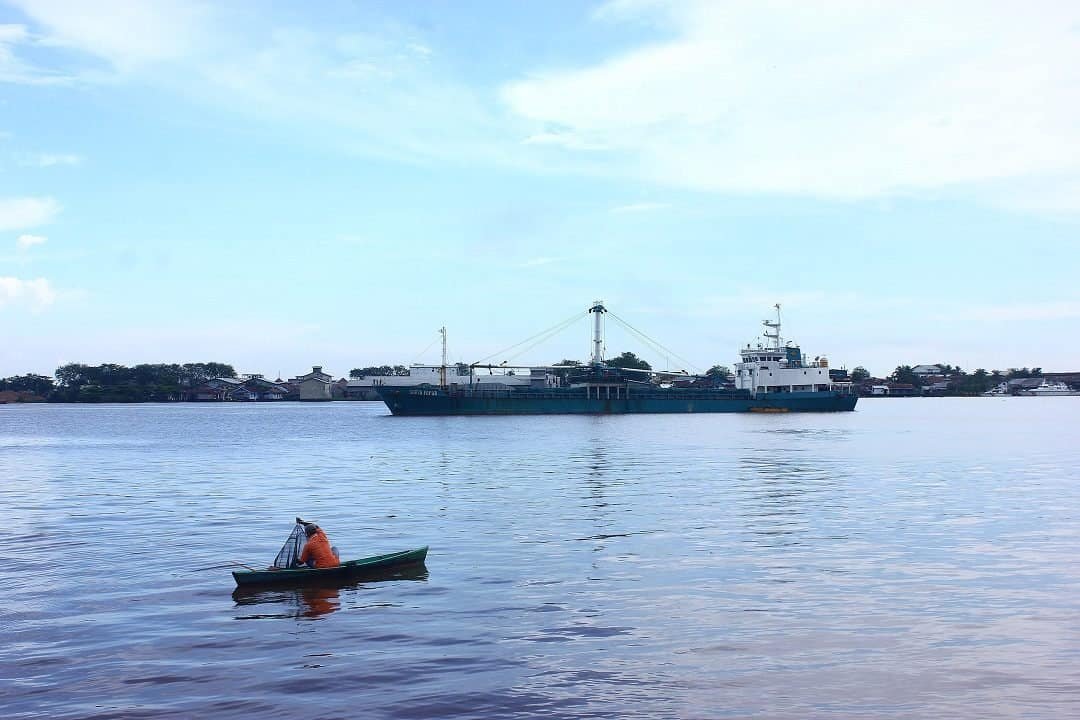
231, 564, 429, 620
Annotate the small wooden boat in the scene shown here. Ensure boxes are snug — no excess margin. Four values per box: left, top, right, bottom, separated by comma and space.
232, 546, 428, 587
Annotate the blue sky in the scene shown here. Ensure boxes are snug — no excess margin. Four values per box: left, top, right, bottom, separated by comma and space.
2, 0, 1079, 379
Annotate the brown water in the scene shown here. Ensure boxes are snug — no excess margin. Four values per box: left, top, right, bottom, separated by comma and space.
2, 399, 1078, 719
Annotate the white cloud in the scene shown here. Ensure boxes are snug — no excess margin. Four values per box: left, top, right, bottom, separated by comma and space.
503, 1, 1080, 210
6, 0, 211, 71
523, 131, 609, 151
0, 22, 62, 84
611, 202, 670, 213
0, 196, 61, 231
0, 23, 28, 44
16, 234, 47, 249
519, 256, 559, 267
986, 175, 1080, 215
23, 153, 82, 167
0, 276, 56, 310
0, 7, 506, 166
407, 42, 433, 58
197, 29, 503, 166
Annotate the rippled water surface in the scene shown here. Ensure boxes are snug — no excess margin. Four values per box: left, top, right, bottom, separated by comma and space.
2, 399, 1079, 719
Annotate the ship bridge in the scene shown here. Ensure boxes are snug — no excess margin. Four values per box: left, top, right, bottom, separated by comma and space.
734, 304, 847, 396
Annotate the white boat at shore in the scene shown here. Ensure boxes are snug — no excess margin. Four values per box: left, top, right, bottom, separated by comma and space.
1018, 380, 1079, 396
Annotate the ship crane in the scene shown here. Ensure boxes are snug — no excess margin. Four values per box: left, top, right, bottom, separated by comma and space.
762, 303, 782, 350
589, 300, 607, 365
470, 299, 699, 378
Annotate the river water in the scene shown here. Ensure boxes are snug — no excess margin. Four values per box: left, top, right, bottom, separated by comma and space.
1, 399, 1078, 719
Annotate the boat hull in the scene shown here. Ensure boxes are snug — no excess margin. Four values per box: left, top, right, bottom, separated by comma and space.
376, 387, 857, 416
1020, 391, 1080, 396
232, 546, 428, 587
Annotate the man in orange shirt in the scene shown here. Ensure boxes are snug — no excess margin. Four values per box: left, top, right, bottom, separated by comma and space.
296, 523, 340, 569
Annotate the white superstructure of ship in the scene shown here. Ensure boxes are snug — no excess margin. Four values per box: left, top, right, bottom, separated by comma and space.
734, 305, 850, 397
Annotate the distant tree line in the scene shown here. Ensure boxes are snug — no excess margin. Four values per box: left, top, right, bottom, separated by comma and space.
877, 365, 1044, 396
0, 374, 55, 396
0, 357, 1059, 403
1, 363, 236, 402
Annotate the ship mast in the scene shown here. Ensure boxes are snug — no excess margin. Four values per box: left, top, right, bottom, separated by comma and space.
439, 326, 447, 387
589, 300, 607, 364
763, 303, 782, 350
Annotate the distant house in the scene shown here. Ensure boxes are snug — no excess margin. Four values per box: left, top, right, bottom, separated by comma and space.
297, 366, 333, 401
243, 376, 289, 401
276, 380, 301, 401
186, 385, 226, 401
206, 377, 243, 391
0, 390, 45, 403
869, 383, 918, 397
192, 375, 289, 401
912, 365, 944, 376
228, 386, 259, 402
923, 381, 951, 395
291, 366, 333, 384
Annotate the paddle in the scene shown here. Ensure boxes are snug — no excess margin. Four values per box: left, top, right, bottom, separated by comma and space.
192, 561, 256, 572
199, 519, 312, 574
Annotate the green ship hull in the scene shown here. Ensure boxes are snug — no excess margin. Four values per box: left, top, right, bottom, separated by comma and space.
232, 546, 428, 587
376, 386, 857, 416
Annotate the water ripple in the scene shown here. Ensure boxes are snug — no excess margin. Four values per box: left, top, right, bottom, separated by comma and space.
2, 400, 1079, 719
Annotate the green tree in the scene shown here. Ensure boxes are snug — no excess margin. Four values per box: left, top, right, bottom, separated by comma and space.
0, 374, 55, 396
705, 365, 732, 381
890, 365, 918, 385
180, 363, 235, 386
351, 366, 393, 377
550, 359, 581, 383
850, 366, 870, 382
950, 368, 991, 395
51, 361, 237, 402
609, 351, 651, 371
971, 368, 990, 393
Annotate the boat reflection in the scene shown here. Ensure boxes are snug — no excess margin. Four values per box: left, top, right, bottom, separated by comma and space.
231, 563, 428, 620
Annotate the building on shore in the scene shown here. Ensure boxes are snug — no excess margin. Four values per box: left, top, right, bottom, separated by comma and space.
0, 390, 46, 403
295, 366, 334, 401
183, 374, 293, 401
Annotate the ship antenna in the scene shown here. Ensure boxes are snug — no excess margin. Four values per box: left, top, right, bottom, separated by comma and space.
439, 326, 447, 388
589, 300, 607, 364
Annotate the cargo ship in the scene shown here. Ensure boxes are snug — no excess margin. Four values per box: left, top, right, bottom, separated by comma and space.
376, 302, 857, 415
